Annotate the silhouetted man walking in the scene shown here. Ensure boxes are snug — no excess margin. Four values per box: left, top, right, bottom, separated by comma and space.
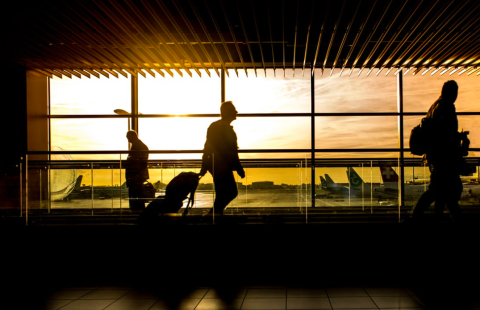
199, 101, 245, 215
125, 130, 149, 210
412, 80, 468, 222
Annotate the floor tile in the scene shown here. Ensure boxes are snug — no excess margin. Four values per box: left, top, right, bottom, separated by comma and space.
327, 288, 369, 297
204, 288, 248, 299
371, 296, 423, 308
104, 298, 158, 310
196, 298, 244, 310
246, 288, 287, 298
364, 288, 410, 297
43, 300, 73, 310
47, 289, 94, 299
80, 289, 130, 299
58, 299, 116, 310
286, 297, 331, 309
185, 288, 209, 298
329, 297, 377, 309
120, 289, 158, 299
176, 298, 202, 310
241, 298, 286, 309
287, 288, 328, 297
147, 300, 170, 310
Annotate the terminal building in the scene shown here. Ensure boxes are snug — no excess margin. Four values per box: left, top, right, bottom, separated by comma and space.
1, 1, 480, 309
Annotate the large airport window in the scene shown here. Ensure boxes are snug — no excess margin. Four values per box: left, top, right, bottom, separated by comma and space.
315, 116, 398, 151
50, 76, 131, 115
225, 68, 311, 113
138, 69, 221, 114
403, 72, 480, 112
314, 68, 397, 113
51, 119, 129, 156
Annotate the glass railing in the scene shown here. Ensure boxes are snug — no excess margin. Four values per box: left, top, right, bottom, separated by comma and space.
14, 151, 480, 225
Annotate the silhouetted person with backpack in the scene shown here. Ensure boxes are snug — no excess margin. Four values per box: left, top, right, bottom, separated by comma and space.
411, 80, 469, 222
199, 101, 245, 216
125, 130, 149, 211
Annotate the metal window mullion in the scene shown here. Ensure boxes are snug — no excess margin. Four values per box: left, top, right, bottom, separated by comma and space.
397, 70, 405, 220
311, 67, 315, 209
132, 75, 138, 133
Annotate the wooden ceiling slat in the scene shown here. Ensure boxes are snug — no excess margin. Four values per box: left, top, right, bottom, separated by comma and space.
302, 1, 315, 76
323, 0, 346, 76
204, 0, 238, 77
292, 0, 300, 75
76, 1, 158, 74
54, 69, 72, 79
345, 0, 377, 76
156, 0, 211, 77
426, 17, 480, 68
331, 0, 360, 75
43, 69, 63, 79
236, 0, 257, 76
153, 68, 165, 78
75, 69, 91, 78
266, 0, 276, 76
99, 0, 177, 77
398, 1, 471, 70
94, 69, 110, 78
105, 69, 119, 78
350, 0, 390, 76
4, 0, 480, 76
64, 69, 82, 79
33, 69, 53, 78
387, 0, 444, 69
173, 0, 222, 77
84, 68, 100, 78
126, 0, 189, 77
47, 4, 142, 74
219, 0, 248, 76
375, 0, 423, 73
250, 0, 266, 76
312, 0, 331, 73
467, 68, 480, 75
114, 69, 129, 78
359, 0, 399, 73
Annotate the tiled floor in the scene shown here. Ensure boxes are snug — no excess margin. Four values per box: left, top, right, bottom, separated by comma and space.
38, 285, 480, 310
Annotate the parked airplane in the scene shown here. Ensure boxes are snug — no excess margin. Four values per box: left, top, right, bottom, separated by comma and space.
374, 164, 480, 202
60, 175, 130, 201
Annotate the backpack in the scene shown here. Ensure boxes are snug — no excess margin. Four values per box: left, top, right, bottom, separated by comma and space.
409, 117, 435, 156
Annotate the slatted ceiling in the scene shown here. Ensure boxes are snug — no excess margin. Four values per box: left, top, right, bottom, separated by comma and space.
2, 0, 480, 79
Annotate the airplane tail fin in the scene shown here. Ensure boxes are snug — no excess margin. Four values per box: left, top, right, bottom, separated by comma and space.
324, 174, 335, 185
380, 164, 399, 183
346, 167, 364, 188
320, 176, 327, 188
74, 175, 83, 190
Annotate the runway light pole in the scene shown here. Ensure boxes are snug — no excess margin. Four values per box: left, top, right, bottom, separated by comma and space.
114, 109, 131, 130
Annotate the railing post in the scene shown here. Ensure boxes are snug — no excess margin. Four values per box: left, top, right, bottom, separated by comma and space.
311, 67, 315, 209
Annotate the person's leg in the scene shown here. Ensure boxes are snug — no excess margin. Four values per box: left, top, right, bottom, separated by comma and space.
445, 174, 463, 221
412, 189, 435, 220
128, 182, 145, 210
211, 171, 237, 215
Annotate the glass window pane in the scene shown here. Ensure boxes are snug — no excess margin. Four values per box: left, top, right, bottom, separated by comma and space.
403, 71, 480, 112
140, 117, 311, 153
315, 116, 398, 151
50, 76, 131, 115
314, 68, 397, 113
138, 69, 221, 114
226, 68, 311, 113
51, 119, 129, 155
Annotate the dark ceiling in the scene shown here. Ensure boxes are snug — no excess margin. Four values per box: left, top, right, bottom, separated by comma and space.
2, 0, 480, 78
